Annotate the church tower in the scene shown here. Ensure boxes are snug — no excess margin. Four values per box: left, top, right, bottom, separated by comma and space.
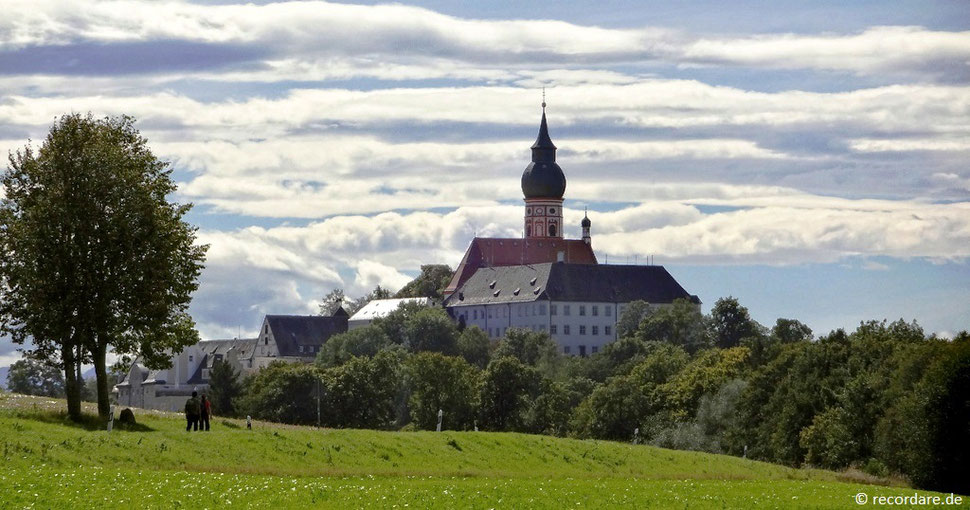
521, 101, 566, 239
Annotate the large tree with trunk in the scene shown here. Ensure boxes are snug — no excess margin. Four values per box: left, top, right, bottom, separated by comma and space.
0, 113, 207, 420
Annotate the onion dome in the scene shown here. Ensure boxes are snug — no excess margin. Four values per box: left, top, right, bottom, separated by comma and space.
521, 108, 566, 199
581, 211, 591, 228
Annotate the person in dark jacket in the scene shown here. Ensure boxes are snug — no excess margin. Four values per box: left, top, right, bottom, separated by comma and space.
185, 391, 201, 431
200, 394, 211, 431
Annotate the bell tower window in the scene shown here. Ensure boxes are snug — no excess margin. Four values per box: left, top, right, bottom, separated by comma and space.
548, 224, 557, 236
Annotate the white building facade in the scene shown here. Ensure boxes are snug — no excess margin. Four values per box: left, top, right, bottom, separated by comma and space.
445, 262, 699, 356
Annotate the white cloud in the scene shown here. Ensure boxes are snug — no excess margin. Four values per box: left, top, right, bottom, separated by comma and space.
2, 2, 968, 81
594, 201, 970, 264
181, 196, 970, 336
353, 260, 413, 295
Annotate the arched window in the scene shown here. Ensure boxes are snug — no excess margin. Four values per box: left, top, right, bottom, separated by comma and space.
548, 224, 557, 236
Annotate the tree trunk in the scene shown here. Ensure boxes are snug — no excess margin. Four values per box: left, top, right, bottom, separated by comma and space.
93, 342, 110, 418
61, 343, 82, 421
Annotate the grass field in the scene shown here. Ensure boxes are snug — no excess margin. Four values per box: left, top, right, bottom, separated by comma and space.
0, 392, 964, 509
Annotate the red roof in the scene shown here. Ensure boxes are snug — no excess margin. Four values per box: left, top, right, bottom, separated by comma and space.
444, 237, 597, 296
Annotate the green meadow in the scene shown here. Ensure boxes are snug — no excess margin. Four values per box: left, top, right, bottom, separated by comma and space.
0, 392, 963, 509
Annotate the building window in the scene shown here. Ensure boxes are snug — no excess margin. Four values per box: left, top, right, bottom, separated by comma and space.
592, 325, 599, 335
579, 345, 587, 357
564, 325, 571, 335
548, 224, 557, 236
551, 304, 558, 316
605, 326, 612, 336
592, 346, 599, 354
202, 369, 209, 379
473, 310, 478, 320
264, 325, 268, 334
592, 305, 599, 316
503, 327, 508, 336
605, 306, 612, 317
550, 325, 558, 334
580, 325, 586, 335
564, 345, 571, 354
539, 303, 547, 315
539, 324, 546, 331
189, 355, 193, 362
564, 305, 571, 316
488, 308, 493, 319
579, 305, 586, 316
264, 337, 268, 345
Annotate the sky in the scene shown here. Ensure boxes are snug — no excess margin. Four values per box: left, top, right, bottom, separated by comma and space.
1, 0, 969, 366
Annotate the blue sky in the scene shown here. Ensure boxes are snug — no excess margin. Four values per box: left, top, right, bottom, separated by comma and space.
1, 0, 969, 365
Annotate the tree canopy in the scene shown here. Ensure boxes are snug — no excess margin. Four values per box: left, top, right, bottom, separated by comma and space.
0, 113, 207, 419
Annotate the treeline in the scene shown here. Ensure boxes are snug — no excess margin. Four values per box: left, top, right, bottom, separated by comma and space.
209, 298, 969, 494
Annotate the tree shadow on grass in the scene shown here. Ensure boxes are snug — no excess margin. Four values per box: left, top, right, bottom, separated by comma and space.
11, 408, 155, 432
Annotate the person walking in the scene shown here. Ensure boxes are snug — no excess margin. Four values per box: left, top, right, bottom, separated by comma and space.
185, 391, 201, 431
200, 394, 211, 431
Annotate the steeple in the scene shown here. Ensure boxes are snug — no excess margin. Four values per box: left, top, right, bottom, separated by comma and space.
521, 99, 566, 200
531, 97, 557, 163
521, 96, 567, 239
581, 208, 591, 245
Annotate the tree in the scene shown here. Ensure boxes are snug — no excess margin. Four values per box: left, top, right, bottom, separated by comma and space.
616, 300, 652, 339
403, 307, 458, 355
318, 289, 348, 316
406, 352, 481, 430
395, 264, 454, 301
494, 328, 558, 366
771, 318, 813, 344
6, 357, 64, 397
208, 359, 243, 417
635, 299, 712, 354
572, 376, 646, 440
321, 350, 404, 429
479, 356, 541, 431
237, 361, 319, 425
0, 114, 207, 419
710, 297, 763, 349
315, 325, 393, 368
372, 300, 429, 345
457, 326, 491, 369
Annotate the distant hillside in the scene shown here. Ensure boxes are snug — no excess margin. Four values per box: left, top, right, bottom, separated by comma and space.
0, 393, 948, 510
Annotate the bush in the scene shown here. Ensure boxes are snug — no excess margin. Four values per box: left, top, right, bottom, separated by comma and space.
118, 408, 136, 425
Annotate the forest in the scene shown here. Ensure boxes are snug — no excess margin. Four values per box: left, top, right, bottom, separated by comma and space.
206, 297, 969, 495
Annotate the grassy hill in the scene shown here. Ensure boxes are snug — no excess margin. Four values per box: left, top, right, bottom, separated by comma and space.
0, 392, 961, 509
